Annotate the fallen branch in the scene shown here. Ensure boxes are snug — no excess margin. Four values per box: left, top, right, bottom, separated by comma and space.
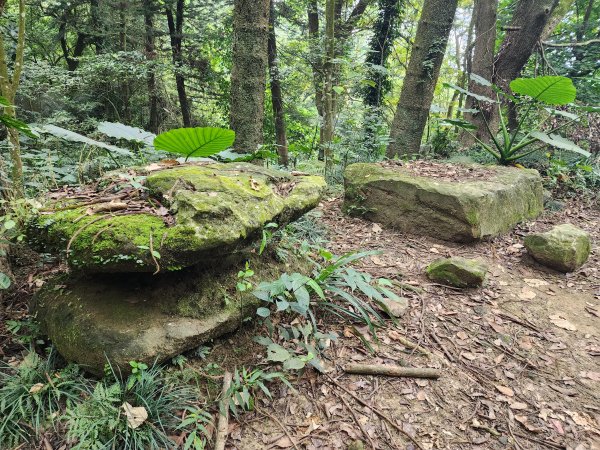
344, 363, 442, 379
214, 371, 232, 450
325, 375, 424, 450
340, 395, 376, 450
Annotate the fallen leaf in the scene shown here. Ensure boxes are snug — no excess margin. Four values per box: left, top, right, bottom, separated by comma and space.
29, 383, 44, 394
249, 177, 260, 191
495, 385, 514, 397
524, 278, 549, 288
372, 223, 382, 233
510, 402, 528, 410
580, 371, 600, 381
122, 402, 148, 429
273, 436, 293, 448
519, 287, 537, 300
549, 314, 577, 331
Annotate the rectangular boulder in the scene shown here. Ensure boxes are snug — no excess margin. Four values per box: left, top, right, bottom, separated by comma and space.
343, 162, 543, 242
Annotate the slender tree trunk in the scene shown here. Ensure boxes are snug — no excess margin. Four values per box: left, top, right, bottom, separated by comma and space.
166, 0, 191, 127
307, 0, 325, 160
322, 0, 336, 170
268, 0, 288, 166
457, 6, 475, 116
230, 0, 270, 153
364, 0, 402, 155
387, 0, 458, 158
0, 0, 25, 198
490, 0, 559, 131
119, 1, 132, 123
90, 0, 104, 54
144, 0, 160, 133
463, 0, 498, 142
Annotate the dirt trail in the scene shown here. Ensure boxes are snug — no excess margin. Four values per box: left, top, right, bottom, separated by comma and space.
232, 198, 600, 450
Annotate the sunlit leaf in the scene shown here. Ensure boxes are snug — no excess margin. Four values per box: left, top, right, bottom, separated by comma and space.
530, 132, 590, 157
154, 127, 235, 160
510, 76, 576, 105
443, 83, 496, 103
97, 122, 156, 146
470, 73, 492, 87
41, 125, 132, 156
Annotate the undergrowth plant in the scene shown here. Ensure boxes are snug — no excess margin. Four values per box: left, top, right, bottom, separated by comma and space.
253, 249, 402, 371
444, 75, 592, 165
0, 350, 88, 447
65, 362, 212, 450
226, 367, 291, 417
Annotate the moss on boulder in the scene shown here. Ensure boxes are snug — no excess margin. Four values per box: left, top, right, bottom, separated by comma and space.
343, 163, 543, 242
524, 224, 591, 273
31, 252, 310, 375
426, 257, 488, 288
28, 163, 325, 273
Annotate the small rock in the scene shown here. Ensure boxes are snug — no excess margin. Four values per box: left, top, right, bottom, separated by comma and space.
426, 257, 488, 288
381, 296, 409, 318
524, 224, 591, 273
348, 440, 365, 450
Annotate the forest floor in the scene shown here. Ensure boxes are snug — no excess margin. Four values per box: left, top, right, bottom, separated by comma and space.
225, 196, 600, 450
1, 195, 599, 450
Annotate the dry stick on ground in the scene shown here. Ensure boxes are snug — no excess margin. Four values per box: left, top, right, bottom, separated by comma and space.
214, 371, 232, 450
325, 375, 424, 450
339, 395, 376, 450
259, 408, 301, 450
344, 363, 442, 379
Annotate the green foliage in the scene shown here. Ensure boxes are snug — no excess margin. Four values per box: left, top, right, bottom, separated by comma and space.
509, 76, 576, 105
66, 362, 209, 450
0, 95, 36, 138
447, 76, 590, 165
226, 367, 291, 416
153, 127, 235, 160
0, 350, 87, 447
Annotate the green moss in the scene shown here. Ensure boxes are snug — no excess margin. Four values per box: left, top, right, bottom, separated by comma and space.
27, 163, 325, 273
426, 257, 488, 288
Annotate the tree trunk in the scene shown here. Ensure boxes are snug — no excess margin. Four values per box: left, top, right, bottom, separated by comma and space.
490, 0, 559, 131
463, 0, 497, 142
0, 0, 25, 198
363, 0, 402, 155
166, 0, 191, 127
268, 0, 288, 166
230, 0, 270, 153
307, 0, 325, 159
387, 0, 458, 158
322, 0, 336, 170
144, 0, 160, 133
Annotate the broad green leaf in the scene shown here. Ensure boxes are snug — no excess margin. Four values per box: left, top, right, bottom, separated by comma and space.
154, 127, 235, 160
3, 219, 16, 230
438, 118, 477, 130
266, 343, 291, 362
0, 114, 37, 138
470, 73, 492, 87
530, 132, 590, 157
97, 122, 156, 146
41, 125, 132, 156
0, 272, 11, 290
510, 76, 576, 105
544, 108, 579, 120
256, 307, 270, 317
443, 83, 496, 103
0, 95, 10, 106
283, 357, 305, 371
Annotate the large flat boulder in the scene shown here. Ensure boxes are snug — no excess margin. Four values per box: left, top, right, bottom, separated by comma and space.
31, 254, 304, 375
343, 162, 543, 242
28, 163, 325, 273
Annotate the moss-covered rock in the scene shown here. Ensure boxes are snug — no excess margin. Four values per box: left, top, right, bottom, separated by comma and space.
426, 257, 488, 288
31, 253, 309, 375
524, 224, 591, 273
343, 163, 543, 242
28, 163, 325, 273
